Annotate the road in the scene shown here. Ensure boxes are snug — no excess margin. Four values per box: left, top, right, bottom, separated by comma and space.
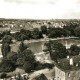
24, 37, 79, 44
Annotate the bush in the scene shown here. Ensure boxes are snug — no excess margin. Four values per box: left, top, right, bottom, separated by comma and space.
0, 59, 16, 72
1, 73, 7, 79
34, 62, 54, 70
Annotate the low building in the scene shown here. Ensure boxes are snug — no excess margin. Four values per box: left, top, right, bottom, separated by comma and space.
54, 55, 80, 80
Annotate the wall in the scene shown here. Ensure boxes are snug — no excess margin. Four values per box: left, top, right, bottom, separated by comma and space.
65, 70, 80, 80
55, 66, 65, 80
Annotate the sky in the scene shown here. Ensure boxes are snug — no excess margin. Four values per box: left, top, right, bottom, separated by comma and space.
0, 0, 80, 19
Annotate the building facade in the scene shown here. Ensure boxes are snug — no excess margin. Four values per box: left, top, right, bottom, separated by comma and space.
55, 66, 65, 80
54, 55, 80, 80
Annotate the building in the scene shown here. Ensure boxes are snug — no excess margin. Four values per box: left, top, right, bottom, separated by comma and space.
55, 66, 65, 80
54, 55, 80, 80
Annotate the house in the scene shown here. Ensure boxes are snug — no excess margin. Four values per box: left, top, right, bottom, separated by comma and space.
54, 55, 80, 80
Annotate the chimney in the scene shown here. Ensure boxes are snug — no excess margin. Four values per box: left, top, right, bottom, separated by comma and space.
70, 58, 73, 66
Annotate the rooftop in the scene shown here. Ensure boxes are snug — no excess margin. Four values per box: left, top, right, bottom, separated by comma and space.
55, 55, 80, 72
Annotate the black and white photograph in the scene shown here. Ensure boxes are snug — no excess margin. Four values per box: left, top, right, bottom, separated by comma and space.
0, 0, 80, 80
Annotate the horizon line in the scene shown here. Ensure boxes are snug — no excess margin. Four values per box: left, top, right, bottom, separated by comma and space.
0, 18, 80, 20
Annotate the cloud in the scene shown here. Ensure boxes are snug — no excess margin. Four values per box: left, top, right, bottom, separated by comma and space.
0, 0, 80, 19
4, 0, 57, 4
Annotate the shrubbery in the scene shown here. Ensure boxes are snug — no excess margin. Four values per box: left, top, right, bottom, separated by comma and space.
1, 73, 7, 79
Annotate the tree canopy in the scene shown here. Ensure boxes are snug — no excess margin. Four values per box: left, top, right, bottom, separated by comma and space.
41, 25, 47, 34
2, 35, 12, 44
1, 43, 11, 57
18, 41, 28, 53
69, 45, 80, 56
45, 41, 67, 60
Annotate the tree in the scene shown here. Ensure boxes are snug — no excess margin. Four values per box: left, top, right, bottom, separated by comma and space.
47, 28, 67, 38
45, 41, 67, 60
2, 35, 12, 44
0, 31, 11, 39
69, 45, 80, 56
7, 52, 18, 64
1, 73, 7, 79
20, 29, 27, 34
22, 49, 36, 73
17, 42, 28, 66
41, 25, 47, 34
31, 28, 42, 39
0, 59, 16, 72
48, 31, 56, 38
15, 29, 31, 41
0, 33, 3, 39
23, 61, 34, 73
19, 33, 26, 41
74, 27, 80, 37
18, 41, 28, 53
4, 31, 11, 35
1, 43, 11, 57
22, 49, 35, 61
0, 25, 3, 27
25, 30, 31, 40
16, 48, 36, 72
63, 22, 78, 36
14, 32, 21, 41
